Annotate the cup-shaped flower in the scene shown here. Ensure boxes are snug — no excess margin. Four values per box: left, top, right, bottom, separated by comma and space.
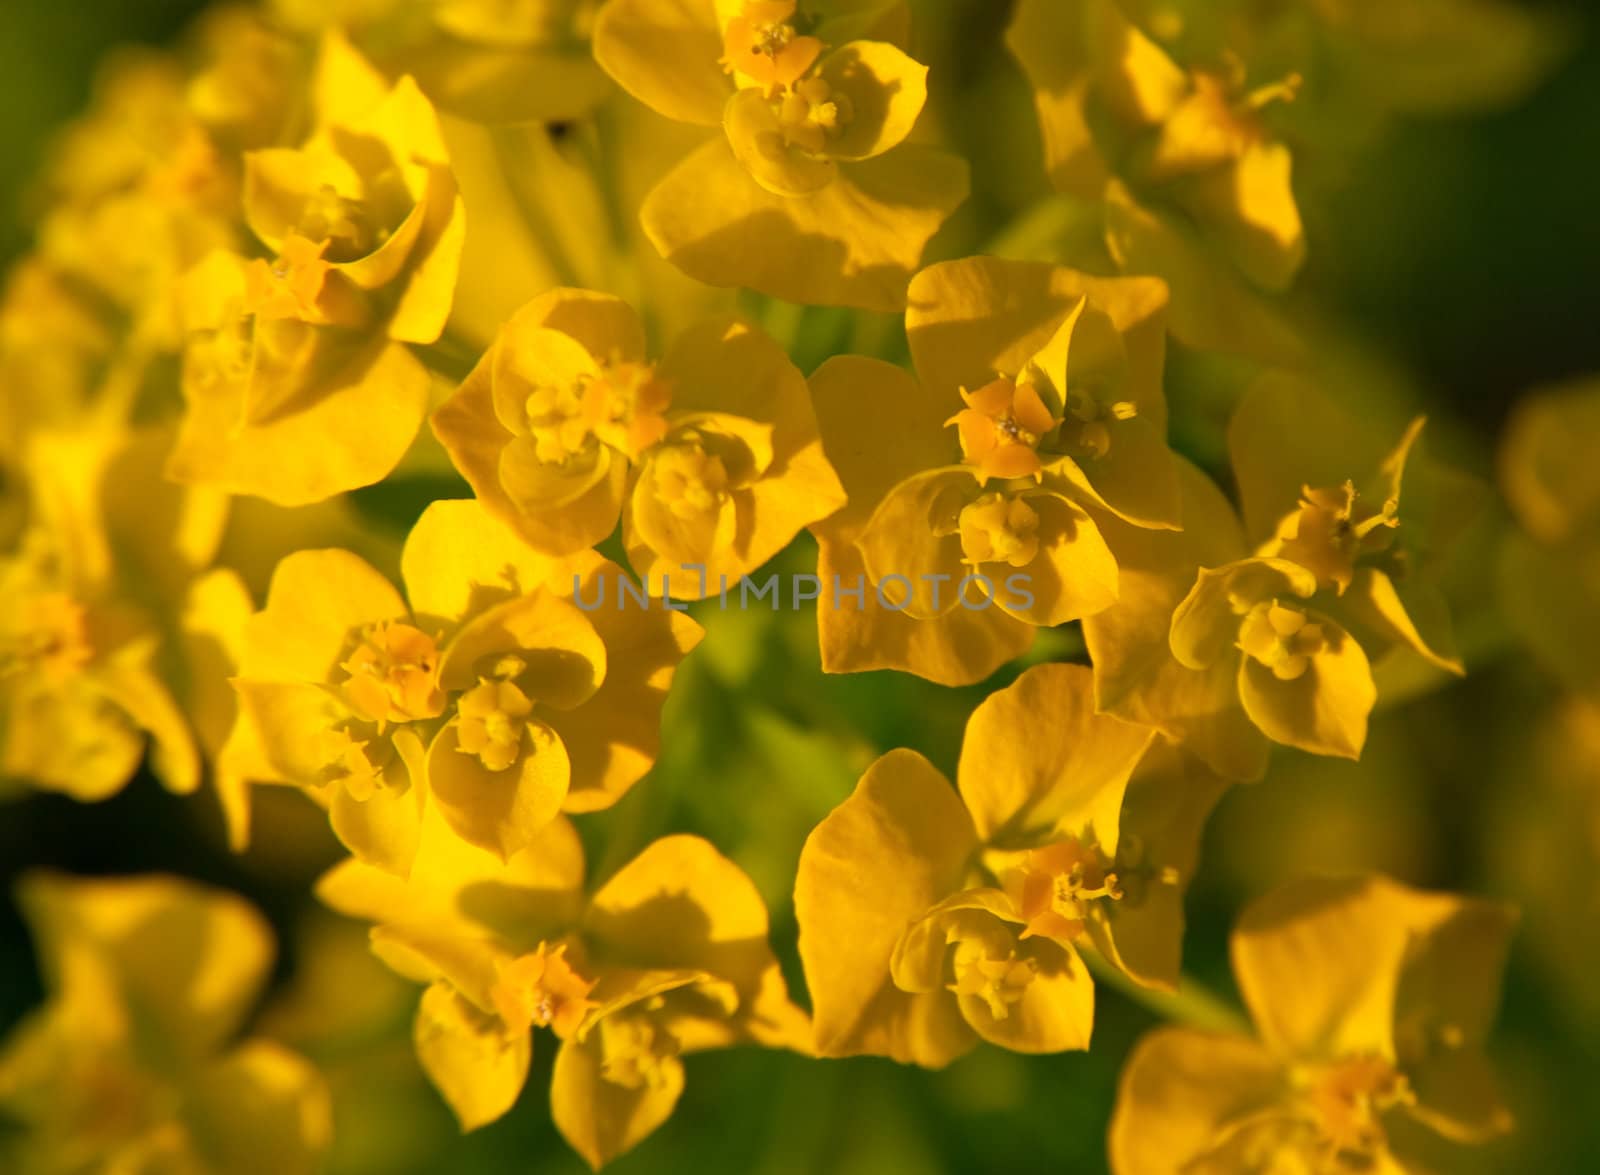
432, 288, 844, 596
0, 873, 330, 1175
226, 499, 701, 872
594, 0, 968, 309
1110, 875, 1517, 1174
810, 257, 1179, 685
795, 663, 1227, 1066
318, 808, 808, 1169
1169, 556, 1376, 761
1007, 0, 1305, 360
167, 33, 464, 504
1231, 374, 1479, 679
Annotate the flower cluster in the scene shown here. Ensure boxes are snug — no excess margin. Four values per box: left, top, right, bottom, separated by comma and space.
0, 0, 1575, 1171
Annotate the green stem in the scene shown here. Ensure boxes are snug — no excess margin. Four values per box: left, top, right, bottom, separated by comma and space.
1084, 950, 1251, 1035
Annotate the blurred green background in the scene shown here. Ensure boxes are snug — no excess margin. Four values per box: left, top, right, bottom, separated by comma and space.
3, 1, 1599, 1172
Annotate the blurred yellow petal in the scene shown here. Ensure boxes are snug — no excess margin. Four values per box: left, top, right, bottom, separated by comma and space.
551, 1032, 685, 1171
642, 137, 968, 312
413, 980, 530, 1131
184, 1040, 332, 1175
593, 0, 729, 127
1109, 1026, 1283, 1175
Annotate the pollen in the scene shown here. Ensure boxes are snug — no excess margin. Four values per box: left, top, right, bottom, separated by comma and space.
1016, 839, 1123, 941
948, 376, 1059, 484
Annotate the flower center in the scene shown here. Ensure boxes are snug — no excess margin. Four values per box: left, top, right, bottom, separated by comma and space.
652, 441, 730, 522
947, 937, 1037, 1021
490, 942, 596, 1038
244, 233, 334, 321
525, 359, 671, 465
454, 676, 535, 772
1278, 480, 1400, 593
719, 0, 823, 94
295, 182, 378, 261
958, 492, 1040, 568
772, 76, 853, 156
1237, 600, 1327, 681
1060, 386, 1138, 461
1014, 838, 1125, 941
948, 376, 1059, 484
339, 621, 444, 728
1296, 1055, 1415, 1166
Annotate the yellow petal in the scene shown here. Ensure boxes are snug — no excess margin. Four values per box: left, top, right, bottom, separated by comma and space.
551, 1032, 685, 1171
814, 527, 1035, 685
958, 662, 1153, 849
586, 835, 793, 1021
549, 554, 704, 813
907, 257, 1168, 420
168, 334, 430, 507
807, 355, 953, 539
1108, 1026, 1283, 1175
593, 0, 729, 127
413, 980, 530, 1132
185, 1040, 332, 1175
437, 589, 607, 707
794, 748, 980, 1064
1005, 490, 1120, 626
427, 718, 571, 861
857, 467, 975, 619
1103, 179, 1302, 363
1086, 742, 1230, 991
642, 136, 968, 312
1333, 568, 1464, 676
240, 548, 408, 684
328, 732, 427, 874
17, 872, 274, 1062
819, 41, 928, 161
1236, 614, 1375, 759
401, 499, 570, 628
1082, 458, 1269, 781
503, 287, 648, 369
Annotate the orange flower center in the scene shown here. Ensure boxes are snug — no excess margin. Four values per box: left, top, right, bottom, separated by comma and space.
339, 621, 445, 728
947, 376, 1060, 484
1296, 1054, 1415, 1165
719, 0, 823, 95
491, 942, 597, 1038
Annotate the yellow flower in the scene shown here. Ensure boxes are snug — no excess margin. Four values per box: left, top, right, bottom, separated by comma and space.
0, 426, 245, 817
273, 0, 612, 123
810, 256, 1180, 685
1110, 875, 1517, 1175
594, 0, 968, 309
0, 872, 330, 1175
1232, 374, 1476, 678
318, 810, 808, 1168
1169, 556, 1377, 761
1007, 0, 1305, 360
226, 498, 701, 871
167, 33, 464, 505
432, 288, 844, 594
795, 663, 1227, 1066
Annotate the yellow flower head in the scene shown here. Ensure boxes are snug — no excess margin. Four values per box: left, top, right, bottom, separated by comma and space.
433, 289, 843, 596
227, 499, 702, 871
809, 257, 1179, 684
1111, 875, 1518, 1175
319, 819, 808, 1168
796, 664, 1228, 1066
0, 873, 330, 1175
593, 0, 968, 309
